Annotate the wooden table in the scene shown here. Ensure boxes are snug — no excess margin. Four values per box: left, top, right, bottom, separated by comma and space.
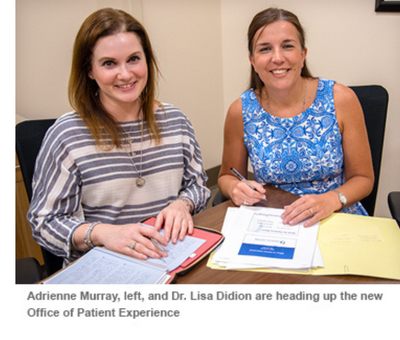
177, 187, 399, 284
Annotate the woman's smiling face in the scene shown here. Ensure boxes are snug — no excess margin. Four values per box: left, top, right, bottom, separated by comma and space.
249, 20, 307, 91
89, 32, 148, 116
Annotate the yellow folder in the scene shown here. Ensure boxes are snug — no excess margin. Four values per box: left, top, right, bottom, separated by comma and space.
207, 213, 400, 280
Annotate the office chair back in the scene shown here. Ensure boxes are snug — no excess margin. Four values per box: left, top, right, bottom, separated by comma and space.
350, 85, 388, 216
388, 191, 400, 228
16, 119, 63, 276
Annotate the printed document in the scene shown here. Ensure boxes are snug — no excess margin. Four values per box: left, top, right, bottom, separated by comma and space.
213, 206, 322, 270
43, 233, 205, 284
43, 247, 169, 284
146, 229, 205, 271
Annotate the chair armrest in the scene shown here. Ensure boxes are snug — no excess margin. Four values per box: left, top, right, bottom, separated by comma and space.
16, 257, 43, 284
388, 191, 400, 228
212, 190, 228, 207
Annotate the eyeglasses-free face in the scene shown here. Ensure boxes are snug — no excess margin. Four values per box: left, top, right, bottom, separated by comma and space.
249, 20, 307, 93
89, 32, 148, 121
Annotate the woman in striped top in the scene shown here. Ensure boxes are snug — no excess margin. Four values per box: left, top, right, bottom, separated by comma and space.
27, 8, 210, 266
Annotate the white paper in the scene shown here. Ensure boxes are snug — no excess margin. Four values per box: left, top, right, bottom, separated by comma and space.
146, 230, 206, 271
43, 247, 168, 284
43, 231, 205, 284
213, 206, 322, 270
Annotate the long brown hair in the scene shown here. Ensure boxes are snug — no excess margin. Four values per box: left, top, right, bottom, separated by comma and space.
68, 8, 162, 149
247, 7, 313, 91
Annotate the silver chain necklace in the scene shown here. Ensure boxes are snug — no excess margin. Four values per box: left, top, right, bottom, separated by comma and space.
125, 121, 146, 188
264, 77, 307, 115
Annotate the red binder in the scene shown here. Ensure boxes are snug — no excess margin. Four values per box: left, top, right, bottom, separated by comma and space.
41, 217, 224, 284
142, 217, 224, 283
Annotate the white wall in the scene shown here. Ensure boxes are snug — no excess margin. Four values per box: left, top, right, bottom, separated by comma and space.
142, 0, 224, 169
15, 0, 400, 218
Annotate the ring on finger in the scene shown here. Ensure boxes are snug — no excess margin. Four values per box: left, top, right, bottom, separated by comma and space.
309, 208, 314, 216
244, 200, 249, 205
129, 241, 136, 250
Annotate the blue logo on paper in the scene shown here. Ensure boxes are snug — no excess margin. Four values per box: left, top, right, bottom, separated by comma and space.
238, 243, 294, 259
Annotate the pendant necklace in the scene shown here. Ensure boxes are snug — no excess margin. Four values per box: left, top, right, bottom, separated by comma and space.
264, 77, 307, 115
125, 119, 146, 188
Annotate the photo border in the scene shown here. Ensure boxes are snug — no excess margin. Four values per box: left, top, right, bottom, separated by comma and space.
375, 0, 400, 12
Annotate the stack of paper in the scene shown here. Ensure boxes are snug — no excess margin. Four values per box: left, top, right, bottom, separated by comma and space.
212, 206, 323, 271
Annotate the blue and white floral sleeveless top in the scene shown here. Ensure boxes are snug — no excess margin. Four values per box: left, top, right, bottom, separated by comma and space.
242, 78, 367, 215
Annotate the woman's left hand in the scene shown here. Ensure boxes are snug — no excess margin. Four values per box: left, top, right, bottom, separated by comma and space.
281, 191, 341, 227
154, 199, 194, 244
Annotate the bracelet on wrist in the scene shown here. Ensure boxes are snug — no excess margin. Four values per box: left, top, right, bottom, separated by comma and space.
177, 197, 193, 214
84, 222, 101, 249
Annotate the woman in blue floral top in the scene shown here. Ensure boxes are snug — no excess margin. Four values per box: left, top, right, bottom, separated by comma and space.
218, 8, 374, 227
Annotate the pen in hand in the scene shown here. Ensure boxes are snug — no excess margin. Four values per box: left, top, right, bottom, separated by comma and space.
150, 238, 168, 263
138, 223, 168, 258
230, 167, 267, 200
230, 167, 257, 190
151, 237, 167, 254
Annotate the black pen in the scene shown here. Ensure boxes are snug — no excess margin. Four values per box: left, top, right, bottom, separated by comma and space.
230, 167, 257, 190
230, 167, 267, 201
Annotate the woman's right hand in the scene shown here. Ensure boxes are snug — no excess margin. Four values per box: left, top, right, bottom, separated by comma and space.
74, 223, 169, 260
230, 180, 266, 207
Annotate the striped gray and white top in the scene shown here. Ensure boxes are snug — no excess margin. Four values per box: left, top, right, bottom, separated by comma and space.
27, 104, 211, 264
